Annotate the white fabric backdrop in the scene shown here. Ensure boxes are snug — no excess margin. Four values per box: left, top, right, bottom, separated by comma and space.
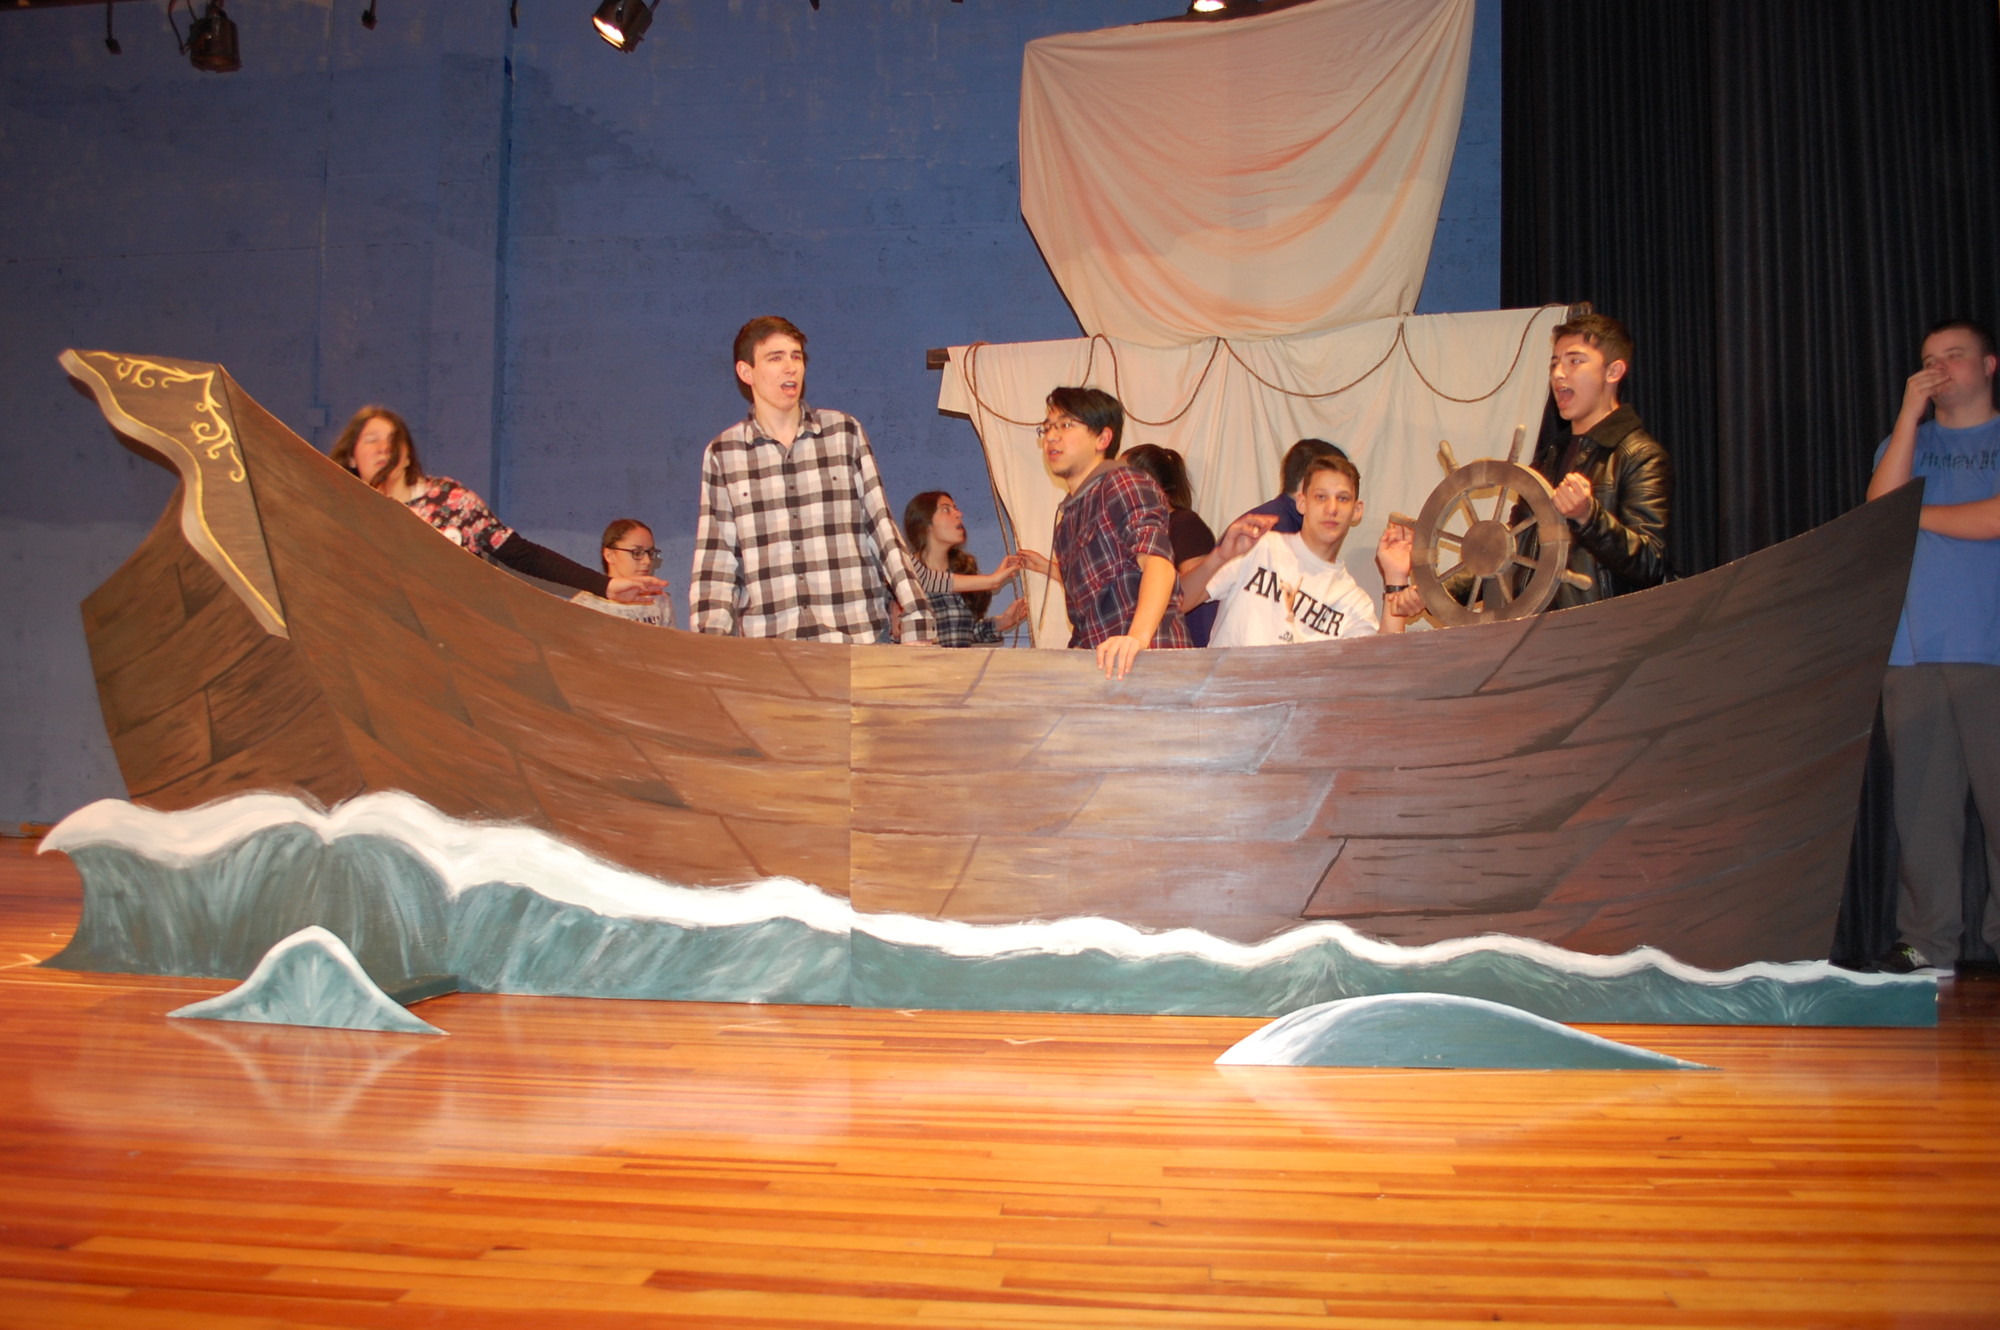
937, 306, 1566, 647
1020, 0, 1475, 348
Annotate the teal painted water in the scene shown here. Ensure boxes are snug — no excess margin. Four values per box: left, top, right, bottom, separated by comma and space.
41, 794, 1936, 1028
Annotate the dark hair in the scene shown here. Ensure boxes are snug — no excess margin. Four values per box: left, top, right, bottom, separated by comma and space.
902, 491, 990, 616
1046, 386, 1125, 459
1299, 453, 1362, 498
733, 316, 807, 403
599, 518, 653, 574
1122, 444, 1193, 510
330, 405, 422, 491
734, 315, 808, 370
1926, 318, 1997, 360
1280, 438, 1346, 496
1551, 312, 1636, 377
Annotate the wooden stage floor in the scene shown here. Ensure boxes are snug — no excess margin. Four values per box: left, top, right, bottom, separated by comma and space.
1, 839, 1996, 1328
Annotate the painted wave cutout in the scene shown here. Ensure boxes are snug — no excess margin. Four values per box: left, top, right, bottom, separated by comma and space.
169, 925, 445, 1036
42, 793, 1936, 1026
1216, 994, 1711, 1070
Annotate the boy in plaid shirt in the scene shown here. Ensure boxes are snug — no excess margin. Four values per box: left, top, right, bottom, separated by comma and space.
691, 316, 930, 642
1016, 387, 1189, 678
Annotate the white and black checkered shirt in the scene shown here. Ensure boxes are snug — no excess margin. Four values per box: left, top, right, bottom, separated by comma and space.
691, 407, 930, 642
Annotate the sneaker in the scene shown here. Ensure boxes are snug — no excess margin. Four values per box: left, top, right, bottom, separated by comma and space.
1878, 942, 1952, 978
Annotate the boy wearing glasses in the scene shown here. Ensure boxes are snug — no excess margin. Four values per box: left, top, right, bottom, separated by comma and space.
1014, 386, 1189, 678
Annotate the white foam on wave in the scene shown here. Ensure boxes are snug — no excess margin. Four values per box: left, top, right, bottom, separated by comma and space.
43, 792, 850, 934
856, 900, 1914, 988
44, 793, 1921, 990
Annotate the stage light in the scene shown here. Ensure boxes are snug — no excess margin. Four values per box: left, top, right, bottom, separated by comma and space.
361, 1, 378, 30
1190, 0, 1227, 9
103, 0, 120, 55
1188, 0, 1260, 13
172, 0, 241, 74
592, 0, 653, 51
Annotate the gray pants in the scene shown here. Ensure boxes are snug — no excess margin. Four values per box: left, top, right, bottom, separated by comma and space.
1883, 663, 2000, 963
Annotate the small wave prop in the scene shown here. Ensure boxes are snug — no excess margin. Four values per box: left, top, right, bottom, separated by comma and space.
169, 925, 444, 1035
1215, 994, 1709, 1069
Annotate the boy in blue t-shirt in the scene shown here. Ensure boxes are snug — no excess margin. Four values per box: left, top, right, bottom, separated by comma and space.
1867, 319, 2000, 977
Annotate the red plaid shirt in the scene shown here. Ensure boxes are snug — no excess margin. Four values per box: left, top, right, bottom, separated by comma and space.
1051, 461, 1190, 650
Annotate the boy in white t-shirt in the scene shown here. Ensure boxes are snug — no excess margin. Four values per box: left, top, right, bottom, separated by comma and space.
1181, 453, 1413, 646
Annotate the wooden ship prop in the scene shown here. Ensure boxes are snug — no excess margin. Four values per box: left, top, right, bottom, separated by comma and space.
52, 350, 1922, 1011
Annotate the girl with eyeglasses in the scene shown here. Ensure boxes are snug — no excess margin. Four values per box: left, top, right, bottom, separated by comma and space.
571, 519, 674, 626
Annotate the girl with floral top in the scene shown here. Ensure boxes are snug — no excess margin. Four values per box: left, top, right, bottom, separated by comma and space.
901, 491, 1032, 647
329, 407, 666, 606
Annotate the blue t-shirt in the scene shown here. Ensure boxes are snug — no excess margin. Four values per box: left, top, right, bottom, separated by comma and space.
1875, 416, 2000, 666
1245, 494, 1303, 534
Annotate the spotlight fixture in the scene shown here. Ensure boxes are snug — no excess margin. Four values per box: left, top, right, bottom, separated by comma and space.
103, 0, 120, 55
362, 1, 378, 30
592, 0, 654, 51
172, 0, 241, 73
1188, 0, 1260, 13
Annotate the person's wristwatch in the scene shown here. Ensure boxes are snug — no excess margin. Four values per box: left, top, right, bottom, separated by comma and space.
1383, 583, 1411, 594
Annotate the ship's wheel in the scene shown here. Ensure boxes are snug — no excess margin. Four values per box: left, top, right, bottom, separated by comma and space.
1398, 430, 1589, 627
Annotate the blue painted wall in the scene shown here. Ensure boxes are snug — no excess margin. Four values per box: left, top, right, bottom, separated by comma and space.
0, 0, 1499, 823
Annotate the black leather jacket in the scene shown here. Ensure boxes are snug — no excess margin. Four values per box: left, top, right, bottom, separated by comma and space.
1527, 404, 1672, 609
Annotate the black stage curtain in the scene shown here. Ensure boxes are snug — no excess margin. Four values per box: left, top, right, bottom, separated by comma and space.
1502, 0, 2000, 966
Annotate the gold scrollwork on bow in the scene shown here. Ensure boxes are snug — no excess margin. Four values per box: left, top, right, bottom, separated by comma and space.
106, 356, 245, 483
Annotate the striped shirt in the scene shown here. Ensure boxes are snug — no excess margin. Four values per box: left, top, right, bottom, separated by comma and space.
569, 590, 672, 627
691, 407, 930, 642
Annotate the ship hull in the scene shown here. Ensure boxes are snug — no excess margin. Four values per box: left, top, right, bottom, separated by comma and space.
64, 350, 1920, 972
